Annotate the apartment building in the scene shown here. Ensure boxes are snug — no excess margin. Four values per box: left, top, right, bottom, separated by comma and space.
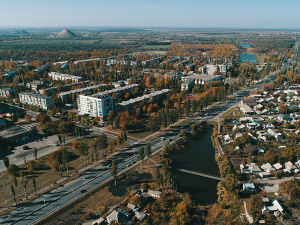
19, 92, 55, 110
0, 86, 16, 98
77, 94, 113, 119
117, 89, 171, 109
48, 72, 83, 83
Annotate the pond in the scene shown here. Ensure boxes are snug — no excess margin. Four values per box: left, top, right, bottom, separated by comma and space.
239, 43, 250, 48
239, 54, 258, 63
170, 127, 220, 205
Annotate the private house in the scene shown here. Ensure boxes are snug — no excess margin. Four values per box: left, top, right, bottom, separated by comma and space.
243, 183, 255, 193
241, 97, 257, 106
247, 122, 259, 130
284, 161, 298, 173
249, 163, 262, 174
259, 171, 271, 178
240, 164, 250, 173
261, 163, 276, 173
239, 117, 253, 123
106, 210, 129, 224
135, 211, 147, 222
148, 190, 161, 199
295, 160, 300, 168
240, 163, 262, 174
267, 129, 283, 140
273, 163, 283, 171
262, 200, 284, 216
277, 114, 291, 123
240, 104, 255, 115
127, 203, 139, 212
224, 134, 233, 143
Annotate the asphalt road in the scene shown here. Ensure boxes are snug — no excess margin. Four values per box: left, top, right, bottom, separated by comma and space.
0, 73, 278, 225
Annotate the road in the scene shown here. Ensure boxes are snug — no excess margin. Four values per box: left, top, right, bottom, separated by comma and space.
0, 125, 134, 173
0, 73, 278, 225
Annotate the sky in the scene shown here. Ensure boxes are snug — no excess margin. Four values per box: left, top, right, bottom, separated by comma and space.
0, 0, 300, 29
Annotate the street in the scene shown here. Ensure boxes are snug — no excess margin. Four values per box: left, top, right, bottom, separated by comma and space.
0, 73, 278, 225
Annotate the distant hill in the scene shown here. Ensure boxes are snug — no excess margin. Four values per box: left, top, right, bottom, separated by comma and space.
48, 29, 79, 39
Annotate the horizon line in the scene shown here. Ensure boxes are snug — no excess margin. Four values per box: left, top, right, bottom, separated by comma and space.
1, 26, 300, 31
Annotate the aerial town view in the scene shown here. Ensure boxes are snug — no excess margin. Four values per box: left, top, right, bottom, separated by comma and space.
1, 0, 300, 224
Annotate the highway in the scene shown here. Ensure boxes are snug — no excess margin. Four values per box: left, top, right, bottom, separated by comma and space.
0, 73, 278, 225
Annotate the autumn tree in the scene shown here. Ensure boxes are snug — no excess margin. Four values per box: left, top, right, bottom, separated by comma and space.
145, 143, 151, 164
138, 146, 145, 171
111, 160, 118, 186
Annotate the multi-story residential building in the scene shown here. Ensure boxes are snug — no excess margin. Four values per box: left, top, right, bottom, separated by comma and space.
117, 89, 170, 109
19, 92, 55, 110
26, 80, 45, 91
48, 72, 83, 83
181, 73, 222, 86
78, 94, 113, 119
181, 78, 195, 91
0, 86, 16, 98
58, 84, 108, 100
34, 64, 49, 73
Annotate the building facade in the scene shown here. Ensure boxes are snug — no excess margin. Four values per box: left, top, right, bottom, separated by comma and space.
0, 87, 16, 98
48, 72, 83, 83
78, 94, 113, 119
19, 92, 55, 110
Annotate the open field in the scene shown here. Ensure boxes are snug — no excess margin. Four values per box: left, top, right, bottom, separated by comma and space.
140, 44, 172, 50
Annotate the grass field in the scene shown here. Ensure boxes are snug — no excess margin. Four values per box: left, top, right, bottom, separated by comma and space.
219, 107, 244, 119
140, 45, 171, 50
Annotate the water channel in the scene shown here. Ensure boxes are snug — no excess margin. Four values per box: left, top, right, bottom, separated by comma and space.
170, 127, 220, 205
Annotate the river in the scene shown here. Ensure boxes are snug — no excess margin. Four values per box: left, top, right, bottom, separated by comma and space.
170, 127, 220, 205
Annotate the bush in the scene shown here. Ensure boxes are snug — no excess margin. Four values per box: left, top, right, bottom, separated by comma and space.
7, 164, 19, 176
23, 145, 30, 150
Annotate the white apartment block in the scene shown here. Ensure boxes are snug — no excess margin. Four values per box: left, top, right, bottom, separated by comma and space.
78, 94, 113, 118
48, 72, 83, 83
19, 92, 55, 110
0, 87, 16, 98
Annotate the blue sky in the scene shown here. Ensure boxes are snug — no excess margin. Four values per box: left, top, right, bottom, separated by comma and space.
0, 0, 299, 28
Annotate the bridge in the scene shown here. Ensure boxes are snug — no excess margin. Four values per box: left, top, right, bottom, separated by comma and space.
170, 167, 226, 182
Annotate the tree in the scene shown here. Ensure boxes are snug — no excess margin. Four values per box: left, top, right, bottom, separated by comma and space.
12, 175, 20, 201
10, 185, 17, 206
78, 142, 88, 166
61, 148, 70, 178
21, 177, 28, 198
249, 194, 263, 218
145, 143, 151, 164
162, 143, 170, 154
58, 134, 62, 145
33, 147, 38, 160
32, 178, 37, 195
3, 156, 9, 168
98, 134, 108, 159
111, 160, 118, 186
72, 140, 79, 150
138, 146, 145, 171
7, 164, 19, 176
